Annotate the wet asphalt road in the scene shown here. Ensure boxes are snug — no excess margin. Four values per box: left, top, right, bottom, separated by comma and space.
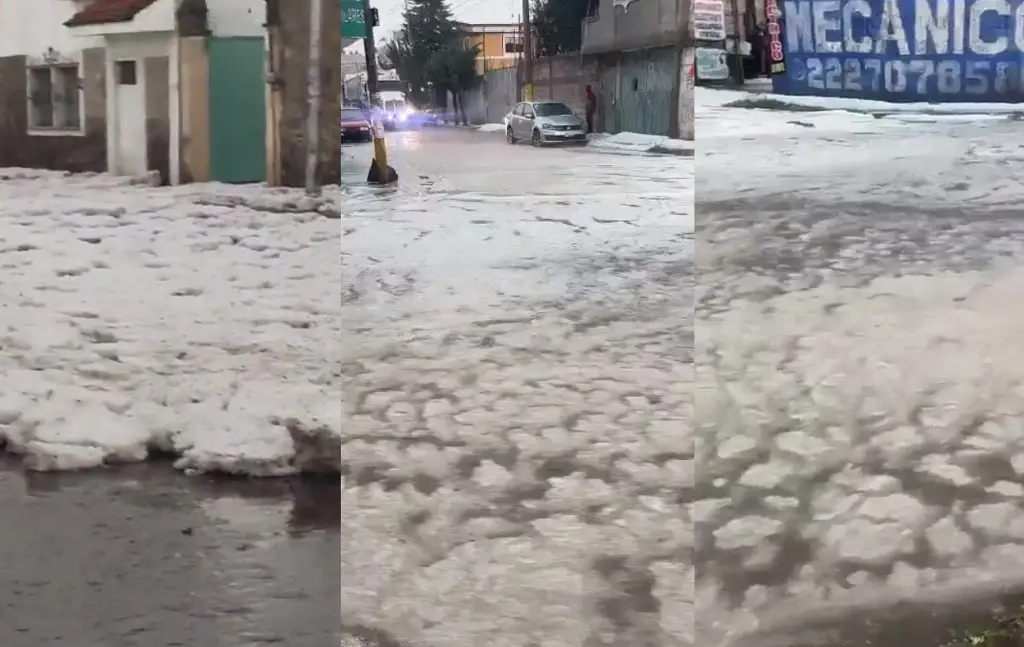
341, 128, 693, 646
698, 110, 1024, 645
0, 460, 339, 646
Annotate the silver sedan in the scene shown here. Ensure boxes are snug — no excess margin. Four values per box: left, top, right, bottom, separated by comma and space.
504, 100, 587, 146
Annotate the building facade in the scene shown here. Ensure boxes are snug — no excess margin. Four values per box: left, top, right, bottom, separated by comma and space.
581, 0, 689, 137
457, 22, 526, 75
0, 0, 339, 186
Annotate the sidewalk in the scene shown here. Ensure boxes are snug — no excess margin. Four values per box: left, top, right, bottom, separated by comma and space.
468, 122, 692, 156
700, 85, 1024, 117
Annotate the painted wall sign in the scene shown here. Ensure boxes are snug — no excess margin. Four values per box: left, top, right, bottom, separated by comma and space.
696, 47, 730, 78
771, 0, 1024, 102
766, 0, 787, 73
694, 0, 728, 41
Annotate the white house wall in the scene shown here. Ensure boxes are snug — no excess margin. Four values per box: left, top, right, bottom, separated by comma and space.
208, 0, 266, 37
0, 0, 103, 58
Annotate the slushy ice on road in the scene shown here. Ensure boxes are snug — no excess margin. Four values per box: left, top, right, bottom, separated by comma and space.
699, 102, 1024, 645
341, 129, 694, 646
0, 172, 342, 646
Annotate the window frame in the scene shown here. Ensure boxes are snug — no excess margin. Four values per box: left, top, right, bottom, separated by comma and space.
26, 62, 85, 136
503, 34, 524, 55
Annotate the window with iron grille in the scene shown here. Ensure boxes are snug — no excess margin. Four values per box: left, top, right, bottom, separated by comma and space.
28, 64, 82, 132
504, 34, 524, 54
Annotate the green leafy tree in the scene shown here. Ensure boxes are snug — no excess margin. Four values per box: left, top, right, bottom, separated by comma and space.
427, 41, 481, 124
383, 0, 460, 106
531, 0, 591, 55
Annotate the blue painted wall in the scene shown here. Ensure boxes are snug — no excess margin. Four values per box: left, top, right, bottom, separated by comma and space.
771, 0, 1024, 102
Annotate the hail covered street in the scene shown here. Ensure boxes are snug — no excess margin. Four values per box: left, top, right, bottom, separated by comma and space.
341, 128, 693, 646
699, 97, 1024, 645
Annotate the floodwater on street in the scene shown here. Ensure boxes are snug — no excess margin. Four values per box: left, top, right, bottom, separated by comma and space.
0, 460, 340, 646
341, 128, 694, 646
698, 102, 1024, 645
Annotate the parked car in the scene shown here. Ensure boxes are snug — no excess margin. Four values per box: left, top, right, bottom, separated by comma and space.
341, 107, 372, 143
406, 106, 441, 128
504, 101, 587, 146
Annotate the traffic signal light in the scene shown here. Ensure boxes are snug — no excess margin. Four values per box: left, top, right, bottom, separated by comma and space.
370, 7, 379, 26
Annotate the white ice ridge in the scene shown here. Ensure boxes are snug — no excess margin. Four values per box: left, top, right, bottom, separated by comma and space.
0, 169, 340, 476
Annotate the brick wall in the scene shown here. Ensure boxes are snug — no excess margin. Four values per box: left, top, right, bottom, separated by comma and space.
0, 48, 106, 172
464, 54, 599, 124
533, 55, 600, 116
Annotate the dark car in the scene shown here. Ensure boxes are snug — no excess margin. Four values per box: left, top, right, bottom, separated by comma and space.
408, 106, 442, 128
341, 107, 372, 143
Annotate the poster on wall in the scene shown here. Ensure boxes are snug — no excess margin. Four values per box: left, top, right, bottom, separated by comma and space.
695, 48, 729, 80
764, 0, 784, 75
776, 0, 1024, 102
693, 0, 726, 41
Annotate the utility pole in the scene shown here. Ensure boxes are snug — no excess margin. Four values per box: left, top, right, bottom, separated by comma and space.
363, 0, 397, 184
521, 0, 534, 100
303, 0, 323, 195
362, 0, 379, 104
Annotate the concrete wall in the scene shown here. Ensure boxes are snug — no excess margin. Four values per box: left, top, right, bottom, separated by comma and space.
534, 55, 600, 115
0, 48, 106, 171
459, 55, 599, 125
268, 0, 341, 187
0, 0, 106, 170
144, 56, 171, 183
103, 34, 174, 181
679, 47, 694, 140
179, 36, 210, 183
581, 0, 688, 54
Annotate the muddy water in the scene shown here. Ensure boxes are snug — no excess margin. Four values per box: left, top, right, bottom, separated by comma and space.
0, 459, 339, 646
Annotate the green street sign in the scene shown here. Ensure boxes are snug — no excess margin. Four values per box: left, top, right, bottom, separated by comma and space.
341, 0, 365, 38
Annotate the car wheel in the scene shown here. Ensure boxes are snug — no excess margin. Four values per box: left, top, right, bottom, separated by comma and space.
506, 127, 516, 144
531, 130, 542, 147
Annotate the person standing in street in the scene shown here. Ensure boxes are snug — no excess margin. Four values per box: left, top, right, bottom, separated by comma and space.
584, 84, 597, 134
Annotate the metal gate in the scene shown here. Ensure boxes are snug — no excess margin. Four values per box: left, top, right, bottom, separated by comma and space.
597, 58, 618, 134
615, 46, 677, 137
208, 37, 266, 183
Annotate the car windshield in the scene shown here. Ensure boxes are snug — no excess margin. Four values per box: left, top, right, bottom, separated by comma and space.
534, 102, 572, 117
385, 100, 405, 113
342, 109, 365, 120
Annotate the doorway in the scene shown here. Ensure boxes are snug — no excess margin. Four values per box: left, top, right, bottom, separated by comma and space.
114, 59, 147, 176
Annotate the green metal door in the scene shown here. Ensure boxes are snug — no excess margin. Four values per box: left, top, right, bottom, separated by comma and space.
617, 47, 676, 137
208, 37, 266, 183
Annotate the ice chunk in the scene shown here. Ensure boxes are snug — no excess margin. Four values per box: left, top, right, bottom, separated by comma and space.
173, 410, 298, 477
284, 417, 340, 474
23, 442, 107, 472
20, 401, 151, 466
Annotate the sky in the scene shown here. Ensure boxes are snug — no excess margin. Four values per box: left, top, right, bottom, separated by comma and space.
373, 0, 523, 43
